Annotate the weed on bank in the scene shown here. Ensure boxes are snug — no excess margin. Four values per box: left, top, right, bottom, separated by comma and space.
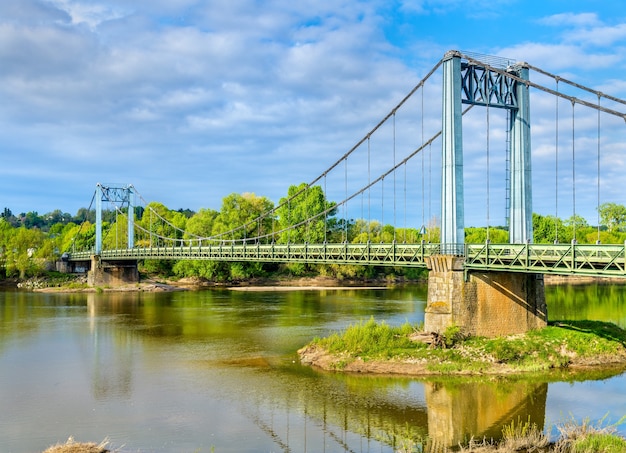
311, 318, 626, 373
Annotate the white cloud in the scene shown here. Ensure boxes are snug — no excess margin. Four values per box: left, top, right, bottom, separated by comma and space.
0, 0, 624, 228
45, 0, 129, 28
538, 12, 602, 28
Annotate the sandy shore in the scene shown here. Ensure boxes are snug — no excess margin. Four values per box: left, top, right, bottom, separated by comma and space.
228, 285, 388, 291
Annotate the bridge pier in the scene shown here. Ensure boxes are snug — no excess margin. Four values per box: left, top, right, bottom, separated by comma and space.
424, 256, 546, 337
87, 255, 139, 287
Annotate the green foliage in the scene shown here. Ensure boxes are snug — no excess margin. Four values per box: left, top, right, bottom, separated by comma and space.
443, 324, 464, 348
533, 213, 568, 243
465, 227, 508, 243
598, 202, 626, 232
212, 192, 274, 240
316, 318, 420, 359
556, 415, 626, 453
309, 319, 626, 374
136, 202, 188, 246
172, 260, 230, 281
283, 262, 308, 277
4, 227, 48, 278
276, 183, 336, 243
571, 433, 626, 452
185, 208, 219, 238
140, 259, 174, 277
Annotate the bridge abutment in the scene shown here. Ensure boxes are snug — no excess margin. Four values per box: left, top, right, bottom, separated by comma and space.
87, 255, 139, 287
424, 256, 546, 337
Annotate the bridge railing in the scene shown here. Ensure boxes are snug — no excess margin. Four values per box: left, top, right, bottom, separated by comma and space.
465, 243, 626, 277
66, 242, 626, 277
67, 242, 449, 267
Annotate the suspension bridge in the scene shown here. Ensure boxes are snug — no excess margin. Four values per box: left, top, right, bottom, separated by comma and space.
64, 50, 626, 336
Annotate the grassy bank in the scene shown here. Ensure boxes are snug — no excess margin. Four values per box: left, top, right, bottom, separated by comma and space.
44, 417, 626, 452
300, 318, 626, 374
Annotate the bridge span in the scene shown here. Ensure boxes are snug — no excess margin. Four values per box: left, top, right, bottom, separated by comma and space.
64, 50, 626, 337
68, 242, 626, 278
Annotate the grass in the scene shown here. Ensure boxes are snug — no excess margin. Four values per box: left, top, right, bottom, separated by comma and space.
43, 419, 626, 453
310, 318, 626, 374
320, 317, 420, 359
43, 437, 110, 453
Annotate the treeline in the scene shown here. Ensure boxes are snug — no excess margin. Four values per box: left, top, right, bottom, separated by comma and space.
2, 188, 626, 282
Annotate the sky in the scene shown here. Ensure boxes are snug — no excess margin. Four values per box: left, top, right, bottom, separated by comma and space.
2, 0, 626, 229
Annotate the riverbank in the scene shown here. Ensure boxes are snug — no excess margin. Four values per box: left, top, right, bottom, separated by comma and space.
10, 273, 410, 293
299, 319, 626, 376
44, 418, 626, 453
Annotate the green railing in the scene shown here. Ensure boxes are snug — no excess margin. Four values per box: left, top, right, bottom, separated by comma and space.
465, 243, 626, 277
67, 242, 626, 277
67, 242, 445, 268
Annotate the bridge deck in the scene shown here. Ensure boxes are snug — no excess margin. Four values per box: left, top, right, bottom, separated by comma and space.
67, 243, 626, 278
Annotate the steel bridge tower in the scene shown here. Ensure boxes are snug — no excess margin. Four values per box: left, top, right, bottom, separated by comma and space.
95, 183, 135, 254
441, 50, 532, 247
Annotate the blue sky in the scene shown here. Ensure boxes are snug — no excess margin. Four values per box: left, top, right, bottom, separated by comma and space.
1, 0, 626, 229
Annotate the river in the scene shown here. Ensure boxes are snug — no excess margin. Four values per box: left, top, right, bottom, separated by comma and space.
0, 283, 625, 452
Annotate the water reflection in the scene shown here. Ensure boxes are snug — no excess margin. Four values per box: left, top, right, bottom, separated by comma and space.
1, 285, 625, 452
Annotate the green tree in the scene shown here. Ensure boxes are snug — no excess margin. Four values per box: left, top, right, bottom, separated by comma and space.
59, 222, 96, 252
212, 192, 274, 241
465, 227, 508, 243
74, 207, 95, 224
5, 227, 47, 278
533, 213, 567, 243
564, 214, 591, 242
136, 202, 188, 246
598, 202, 626, 232
276, 184, 336, 243
184, 208, 219, 240
22, 211, 44, 229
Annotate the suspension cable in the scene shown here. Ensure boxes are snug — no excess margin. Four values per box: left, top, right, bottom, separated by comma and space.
393, 112, 397, 242
344, 157, 348, 242
572, 101, 577, 243
403, 162, 407, 243
368, 136, 371, 241
555, 79, 559, 243
526, 63, 626, 108
428, 142, 432, 242
421, 83, 425, 239
379, 176, 385, 231
597, 94, 601, 243
486, 99, 491, 242
324, 174, 327, 243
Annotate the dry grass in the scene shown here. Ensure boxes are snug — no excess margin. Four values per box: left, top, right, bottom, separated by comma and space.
43, 437, 110, 453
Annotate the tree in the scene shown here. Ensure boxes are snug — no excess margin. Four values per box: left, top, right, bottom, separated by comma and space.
465, 227, 508, 243
212, 192, 274, 241
276, 184, 336, 243
22, 211, 44, 229
185, 208, 219, 240
136, 202, 188, 246
598, 202, 626, 232
74, 207, 96, 224
5, 227, 47, 278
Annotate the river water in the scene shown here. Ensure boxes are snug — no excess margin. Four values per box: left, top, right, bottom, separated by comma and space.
1, 283, 625, 453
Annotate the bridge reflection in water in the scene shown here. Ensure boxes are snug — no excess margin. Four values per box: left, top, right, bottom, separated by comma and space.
226, 370, 549, 451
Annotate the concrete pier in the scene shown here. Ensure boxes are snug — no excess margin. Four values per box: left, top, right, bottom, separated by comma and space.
87, 255, 139, 287
424, 255, 547, 337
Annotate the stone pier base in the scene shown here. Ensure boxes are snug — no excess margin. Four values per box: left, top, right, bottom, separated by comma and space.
87, 255, 139, 287
424, 255, 546, 337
